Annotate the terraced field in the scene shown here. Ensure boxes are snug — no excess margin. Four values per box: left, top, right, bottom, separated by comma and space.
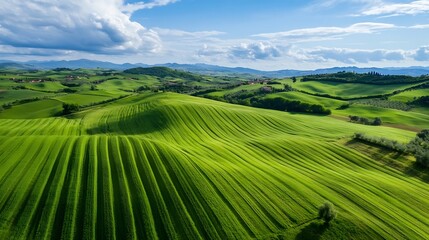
0, 92, 428, 239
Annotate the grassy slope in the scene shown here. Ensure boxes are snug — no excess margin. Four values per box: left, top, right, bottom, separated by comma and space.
389, 89, 429, 102
0, 93, 427, 239
280, 79, 423, 99
0, 90, 57, 105
0, 99, 63, 119
333, 104, 429, 130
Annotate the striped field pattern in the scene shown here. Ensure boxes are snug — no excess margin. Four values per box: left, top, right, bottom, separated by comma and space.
0, 93, 428, 239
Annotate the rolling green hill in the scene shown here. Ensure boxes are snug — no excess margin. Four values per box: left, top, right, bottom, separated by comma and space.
0, 93, 428, 239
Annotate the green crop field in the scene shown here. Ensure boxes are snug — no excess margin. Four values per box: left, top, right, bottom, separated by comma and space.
280, 79, 422, 99
0, 69, 429, 239
0, 90, 57, 105
389, 89, 429, 102
0, 99, 63, 119
0, 92, 428, 239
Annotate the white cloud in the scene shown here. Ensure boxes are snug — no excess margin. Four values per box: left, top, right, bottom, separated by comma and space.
361, 0, 429, 16
410, 24, 429, 29
0, 0, 176, 55
303, 48, 407, 64
230, 42, 281, 60
154, 28, 225, 38
254, 22, 395, 41
307, 0, 382, 10
198, 42, 282, 60
413, 46, 429, 61
121, 0, 178, 14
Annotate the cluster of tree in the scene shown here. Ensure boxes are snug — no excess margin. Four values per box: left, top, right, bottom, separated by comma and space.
353, 133, 407, 152
124, 67, 206, 82
1, 103, 12, 110
407, 130, 429, 167
349, 116, 382, 126
410, 96, 429, 107
12, 85, 27, 90
266, 80, 282, 84
301, 72, 428, 85
336, 103, 350, 110
283, 84, 294, 92
62, 103, 80, 115
251, 97, 331, 115
134, 85, 151, 92
62, 88, 78, 93
52, 68, 73, 72
354, 130, 429, 167
351, 99, 412, 111
160, 82, 203, 93
61, 81, 82, 87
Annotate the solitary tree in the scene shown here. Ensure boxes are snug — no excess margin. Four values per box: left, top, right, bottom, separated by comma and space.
318, 202, 337, 225
373, 117, 382, 126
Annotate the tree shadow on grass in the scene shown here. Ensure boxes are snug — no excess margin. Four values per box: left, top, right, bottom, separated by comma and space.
295, 222, 329, 240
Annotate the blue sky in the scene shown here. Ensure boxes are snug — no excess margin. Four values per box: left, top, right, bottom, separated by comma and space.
0, 0, 429, 70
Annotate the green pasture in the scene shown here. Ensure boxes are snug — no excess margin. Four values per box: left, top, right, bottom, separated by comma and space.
333, 104, 429, 130
389, 89, 429, 102
54, 91, 125, 106
0, 93, 427, 240
0, 99, 62, 119
267, 91, 346, 109
281, 79, 423, 99
22, 82, 66, 92
0, 90, 57, 105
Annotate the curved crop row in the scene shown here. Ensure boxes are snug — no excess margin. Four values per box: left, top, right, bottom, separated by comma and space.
0, 93, 428, 239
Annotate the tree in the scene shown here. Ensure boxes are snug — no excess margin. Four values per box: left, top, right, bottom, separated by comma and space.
373, 117, 382, 126
318, 202, 337, 225
62, 103, 80, 115
292, 76, 297, 83
408, 129, 429, 167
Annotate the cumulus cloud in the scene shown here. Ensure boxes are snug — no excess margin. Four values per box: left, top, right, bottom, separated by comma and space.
198, 42, 282, 60
413, 46, 429, 61
361, 0, 429, 16
298, 48, 407, 64
0, 0, 176, 55
230, 42, 281, 60
254, 22, 395, 41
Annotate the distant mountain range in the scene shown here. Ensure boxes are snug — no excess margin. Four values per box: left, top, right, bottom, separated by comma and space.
1, 59, 429, 77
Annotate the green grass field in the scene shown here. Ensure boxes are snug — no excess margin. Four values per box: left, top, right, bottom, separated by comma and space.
54, 91, 124, 106
22, 82, 66, 92
268, 91, 346, 109
0, 90, 57, 105
389, 89, 429, 102
281, 79, 423, 99
0, 92, 428, 239
0, 99, 63, 119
